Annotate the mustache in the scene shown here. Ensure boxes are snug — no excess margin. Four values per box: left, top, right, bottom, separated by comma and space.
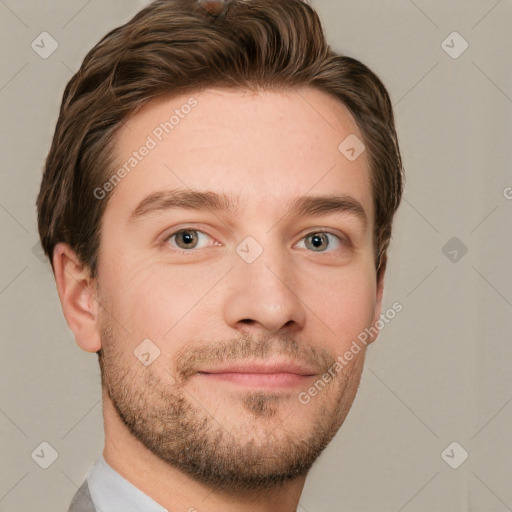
173, 331, 337, 382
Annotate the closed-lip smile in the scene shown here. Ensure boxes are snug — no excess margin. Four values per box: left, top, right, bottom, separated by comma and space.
196, 359, 319, 388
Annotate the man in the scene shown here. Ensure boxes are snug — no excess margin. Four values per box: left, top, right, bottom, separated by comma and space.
36, 0, 404, 510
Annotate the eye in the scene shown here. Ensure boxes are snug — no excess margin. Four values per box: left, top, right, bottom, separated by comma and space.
296, 231, 345, 252
164, 228, 214, 252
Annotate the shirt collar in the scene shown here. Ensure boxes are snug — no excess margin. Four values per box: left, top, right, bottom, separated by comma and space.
86, 455, 168, 512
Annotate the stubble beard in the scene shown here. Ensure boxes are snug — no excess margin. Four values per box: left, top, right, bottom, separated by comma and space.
97, 314, 365, 496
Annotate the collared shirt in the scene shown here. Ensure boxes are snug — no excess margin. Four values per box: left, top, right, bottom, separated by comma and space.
86, 455, 168, 512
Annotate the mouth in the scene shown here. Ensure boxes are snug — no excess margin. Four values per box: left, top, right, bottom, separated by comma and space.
196, 360, 319, 388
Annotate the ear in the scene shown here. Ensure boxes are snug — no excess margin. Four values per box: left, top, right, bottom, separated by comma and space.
368, 261, 386, 345
53, 243, 102, 353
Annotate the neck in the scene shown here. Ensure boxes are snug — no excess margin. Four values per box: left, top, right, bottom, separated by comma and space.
102, 393, 306, 512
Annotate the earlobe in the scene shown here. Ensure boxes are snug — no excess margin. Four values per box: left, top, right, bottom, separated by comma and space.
53, 243, 102, 353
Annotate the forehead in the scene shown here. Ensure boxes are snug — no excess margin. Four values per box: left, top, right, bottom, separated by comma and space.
108, 87, 373, 224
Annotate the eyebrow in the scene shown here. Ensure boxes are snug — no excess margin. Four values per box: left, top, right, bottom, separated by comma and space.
128, 189, 368, 228
285, 194, 367, 228
129, 189, 240, 222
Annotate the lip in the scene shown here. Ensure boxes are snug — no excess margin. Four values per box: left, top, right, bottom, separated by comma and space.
198, 360, 319, 376
196, 360, 319, 388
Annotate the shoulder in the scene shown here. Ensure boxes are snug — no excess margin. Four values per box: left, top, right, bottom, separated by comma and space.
67, 480, 96, 512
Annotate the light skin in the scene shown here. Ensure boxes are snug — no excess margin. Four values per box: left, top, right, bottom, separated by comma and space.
53, 87, 385, 511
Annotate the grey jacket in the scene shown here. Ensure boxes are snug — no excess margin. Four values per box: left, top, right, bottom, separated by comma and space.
67, 480, 96, 512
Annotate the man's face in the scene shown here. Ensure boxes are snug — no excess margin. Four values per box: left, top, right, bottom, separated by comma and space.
95, 88, 382, 492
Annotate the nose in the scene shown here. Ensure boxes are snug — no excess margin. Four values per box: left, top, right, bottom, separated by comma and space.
223, 244, 307, 336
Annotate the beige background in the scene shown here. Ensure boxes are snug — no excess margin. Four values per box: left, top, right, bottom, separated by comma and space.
1, 0, 511, 510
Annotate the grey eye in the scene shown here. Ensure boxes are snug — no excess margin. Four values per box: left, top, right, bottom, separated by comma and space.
297, 232, 342, 253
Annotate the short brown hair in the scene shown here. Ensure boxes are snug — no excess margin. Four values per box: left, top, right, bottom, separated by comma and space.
37, 0, 404, 279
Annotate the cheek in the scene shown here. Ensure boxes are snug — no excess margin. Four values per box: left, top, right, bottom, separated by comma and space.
104, 262, 221, 341
97, 253, 164, 341
302, 266, 377, 347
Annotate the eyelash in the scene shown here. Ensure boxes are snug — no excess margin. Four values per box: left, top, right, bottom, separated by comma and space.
163, 227, 348, 254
